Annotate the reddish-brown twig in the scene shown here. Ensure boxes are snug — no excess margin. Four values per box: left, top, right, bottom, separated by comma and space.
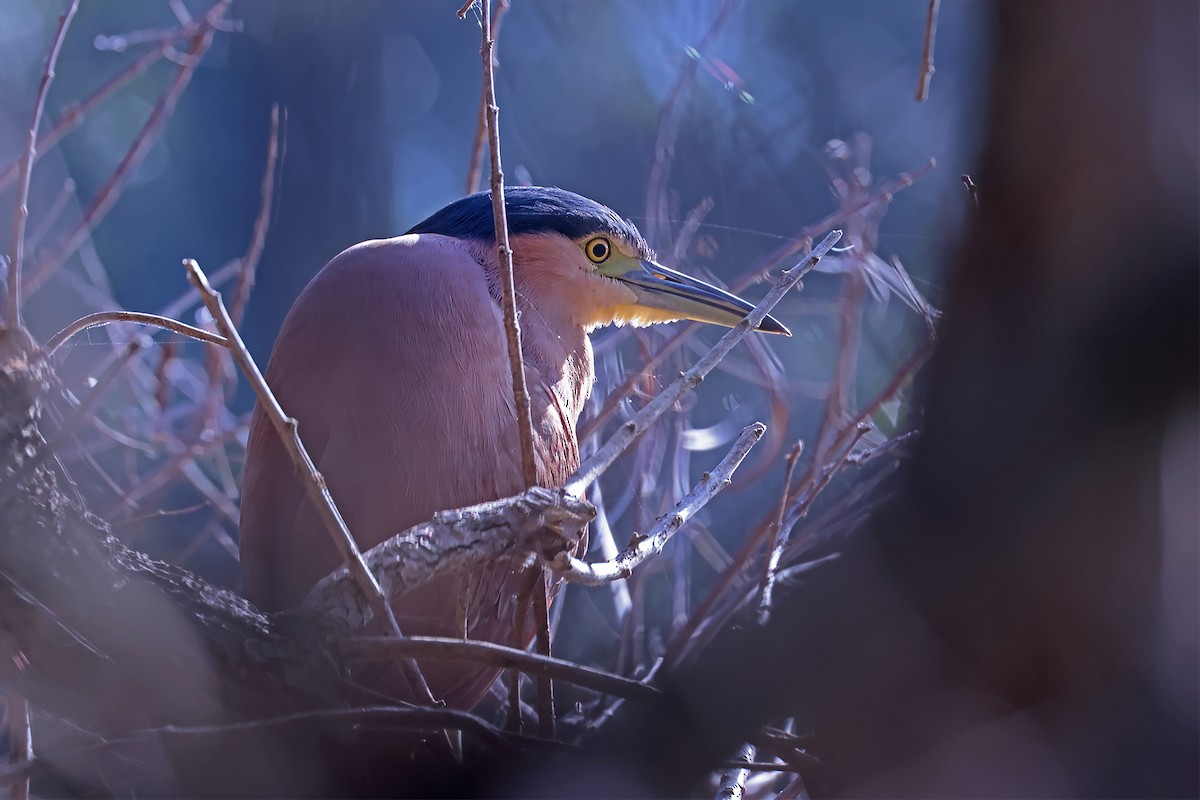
25, 1, 229, 299
45, 310, 228, 355
464, 0, 510, 194
6, 0, 80, 329
0, 16, 205, 195
229, 104, 282, 326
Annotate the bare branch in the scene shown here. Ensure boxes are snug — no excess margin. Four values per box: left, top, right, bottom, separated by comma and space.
229, 104, 282, 326
477, 0, 552, 736
183, 258, 439, 708
44, 310, 228, 355
554, 422, 764, 586
915, 0, 941, 102
342, 635, 656, 701
306, 486, 593, 629
25, 1, 229, 299
757, 440, 803, 626
465, 0, 510, 194
6, 0, 80, 329
480, 0, 537, 493
566, 230, 842, 497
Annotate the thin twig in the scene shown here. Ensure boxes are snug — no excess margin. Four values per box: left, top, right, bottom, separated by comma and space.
26, 1, 229, 299
0, 16, 204, 194
25, 178, 75, 253
757, 441, 803, 626
479, 0, 537, 496
464, 0, 510, 194
229, 104, 281, 326
554, 423, 764, 585
6, 0, 80, 329
644, 0, 744, 246
915, 0, 941, 101
183, 259, 439, 709
6, 691, 32, 800
477, 0, 551, 737
342, 636, 657, 700
566, 230, 841, 497
44, 310, 228, 355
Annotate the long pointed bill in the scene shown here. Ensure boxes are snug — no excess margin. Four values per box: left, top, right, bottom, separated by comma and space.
609, 260, 791, 335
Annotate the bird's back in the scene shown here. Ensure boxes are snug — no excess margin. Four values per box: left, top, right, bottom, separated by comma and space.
239, 233, 588, 707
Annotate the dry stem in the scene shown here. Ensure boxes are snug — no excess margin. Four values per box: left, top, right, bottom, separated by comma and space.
915, 0, 941, 101
26, 1, 229, 299
477, 0, 552, 737
229, 104, 282, 326
5, 691, 31, 800
44, 310, 228, 355
6, 0, 80, 329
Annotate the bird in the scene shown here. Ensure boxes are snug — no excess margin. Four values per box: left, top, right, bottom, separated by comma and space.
239, 186, 788, 709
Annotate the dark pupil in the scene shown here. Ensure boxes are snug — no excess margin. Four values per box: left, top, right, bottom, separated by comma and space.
592, 241, 608, 259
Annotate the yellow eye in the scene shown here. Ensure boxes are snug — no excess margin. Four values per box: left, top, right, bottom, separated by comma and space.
584, 237, 611, 264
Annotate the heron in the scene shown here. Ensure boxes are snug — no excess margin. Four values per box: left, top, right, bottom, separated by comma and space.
239, 186, 787, 709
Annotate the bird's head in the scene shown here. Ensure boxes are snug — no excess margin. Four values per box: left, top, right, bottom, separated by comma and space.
407, 186, 789, 336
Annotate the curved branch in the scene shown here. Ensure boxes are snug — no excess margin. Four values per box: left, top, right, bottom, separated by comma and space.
45, 311, 228, 355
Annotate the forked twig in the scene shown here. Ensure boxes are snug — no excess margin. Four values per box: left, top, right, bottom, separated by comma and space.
757, 440, 803, 626
182, 259, 439, 710
6, 0, 80, 329
565, 230, 842, 496
553, 423, 764, 585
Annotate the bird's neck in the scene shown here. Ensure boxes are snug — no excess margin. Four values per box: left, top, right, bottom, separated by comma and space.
469, 241, 595, 423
